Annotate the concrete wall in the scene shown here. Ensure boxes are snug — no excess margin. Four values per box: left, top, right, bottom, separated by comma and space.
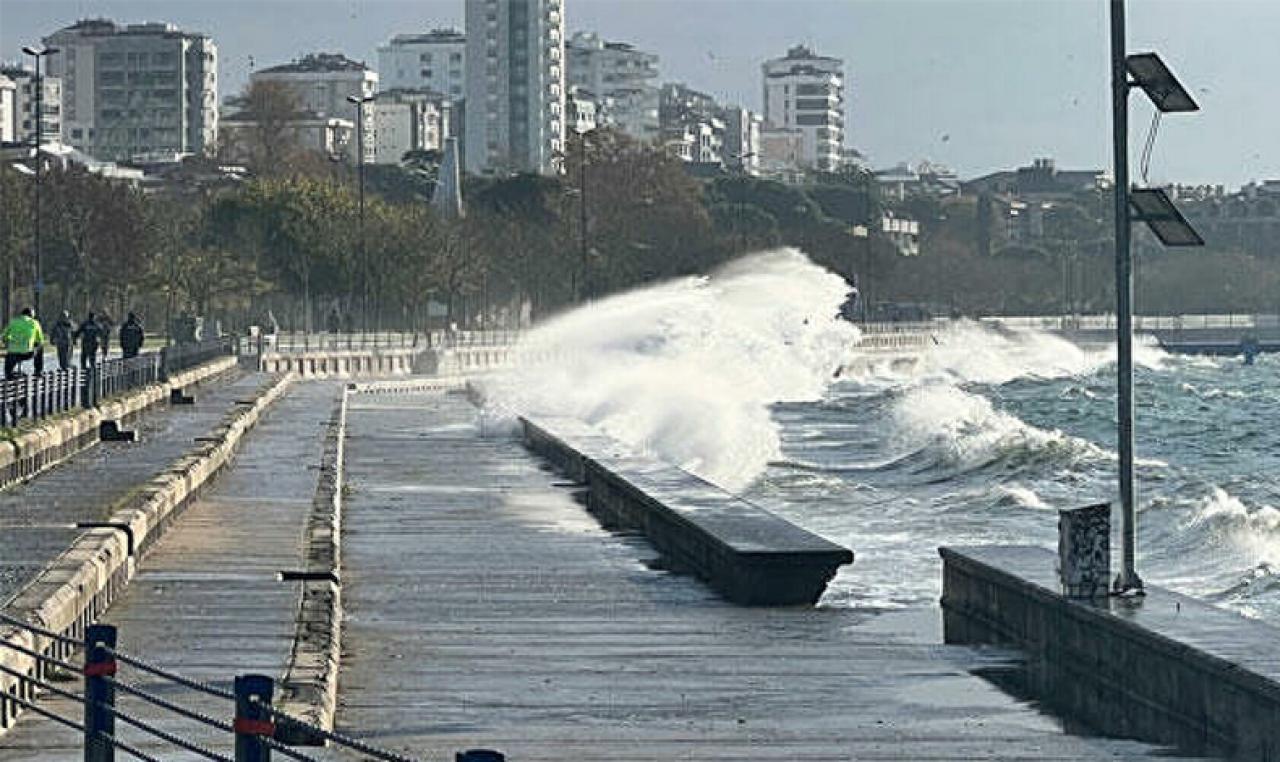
940, 545, 1280, 760
0, 373, 294, 733
521, 415, 853, 606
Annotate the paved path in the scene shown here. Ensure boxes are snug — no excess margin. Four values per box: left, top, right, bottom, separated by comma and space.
0, 370, 256, 607
0, 382, 339, 761
333, 392, 1201, 761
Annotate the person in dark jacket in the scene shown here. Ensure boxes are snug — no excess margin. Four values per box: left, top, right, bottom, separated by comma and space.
119, 313, 144, 359
50, 311, 73, 371
73, 312, 102, 369
97, 313, 112, 361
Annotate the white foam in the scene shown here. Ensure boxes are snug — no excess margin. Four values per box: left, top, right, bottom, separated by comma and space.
481, 249, 859, 491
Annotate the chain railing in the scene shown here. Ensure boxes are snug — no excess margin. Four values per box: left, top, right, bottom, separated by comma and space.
0, 613, 504, 762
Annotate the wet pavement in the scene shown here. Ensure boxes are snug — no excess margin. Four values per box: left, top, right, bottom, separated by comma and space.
0, 382, 340, 761
332, 391, 1205, 761
0, 370, 257, 607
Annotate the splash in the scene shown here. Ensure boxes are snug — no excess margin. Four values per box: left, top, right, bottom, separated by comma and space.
482, 249, 860, 491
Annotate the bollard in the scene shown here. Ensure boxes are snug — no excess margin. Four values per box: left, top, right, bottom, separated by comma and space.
457, 751, 505, 762
1058, 502, 1111, 599
83, 623, 117, 762
234, 674, 275, 762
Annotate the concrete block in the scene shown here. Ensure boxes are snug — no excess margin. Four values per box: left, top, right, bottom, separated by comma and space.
1058, 502, 1110, 598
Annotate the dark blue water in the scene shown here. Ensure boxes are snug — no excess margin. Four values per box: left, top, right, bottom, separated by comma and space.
752, 325, 1280, 621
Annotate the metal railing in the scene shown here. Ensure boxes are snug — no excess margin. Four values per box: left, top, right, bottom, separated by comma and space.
0, 613, 498, 762
0, 336, 235, 429
240, 332, 421, 356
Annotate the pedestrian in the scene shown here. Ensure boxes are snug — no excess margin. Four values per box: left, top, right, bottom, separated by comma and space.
119, 312, 144, 359
2, 308, 44, 380
50, 310, 73, 371
97, 313, 113, 361
73, 312, 102, 370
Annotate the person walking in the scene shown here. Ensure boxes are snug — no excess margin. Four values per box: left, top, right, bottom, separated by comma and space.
50, 310, 73, 371
2, 308, 44, 380
73, 312, 102, 370
119, 312, 144, 359
97, 313, 113, 362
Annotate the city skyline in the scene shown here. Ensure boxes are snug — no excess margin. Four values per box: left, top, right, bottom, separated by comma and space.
1, 0, 1276, 185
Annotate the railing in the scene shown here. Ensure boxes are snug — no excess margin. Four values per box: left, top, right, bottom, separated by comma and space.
0, 613, 502, 762
0, 336, 235, 429
978, 313, 1280, 332
240, 332, 421, 356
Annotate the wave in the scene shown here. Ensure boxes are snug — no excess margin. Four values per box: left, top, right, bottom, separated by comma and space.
479, 249, 860, 491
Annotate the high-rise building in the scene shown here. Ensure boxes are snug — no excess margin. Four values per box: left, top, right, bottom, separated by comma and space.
658, 82, 724, 166
377, 30, 466, 100
761, 44, 844, 172
0, 67, 61, 147
44, 19, 217, 162
720, 105, 762, 174
0, 75, 14, 143
566, 32, 659, 142
464, 0, 566, 176
251, 53, 378, 164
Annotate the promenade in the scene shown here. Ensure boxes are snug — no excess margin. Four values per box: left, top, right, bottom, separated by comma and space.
0, 382, 339, 760
0, 369, 253, 606
334, 390, 1195, 760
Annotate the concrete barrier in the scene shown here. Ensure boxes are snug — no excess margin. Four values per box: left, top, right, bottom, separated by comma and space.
258, 348, 420, 378
521, 415, 853, 606
0, 355, 238, 490
346, 376, 471, 396
0, 373, 294, 733
940, 545, 1280, 760
276, 390, 346, 744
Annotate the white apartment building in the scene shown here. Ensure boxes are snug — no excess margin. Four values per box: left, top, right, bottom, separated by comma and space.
566, 86, 598, 135
464, 0, 566, 176
566, 32, 659, 142
372, 89, 450, 164
44, 19, 217, 162
251, 53, 377, 164
1, 67, 63, 148
0, 75, 13, 143
377, 30, 465, 101
761, 44, 844, 172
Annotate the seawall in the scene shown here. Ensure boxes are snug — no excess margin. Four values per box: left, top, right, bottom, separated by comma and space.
520, 415, 853, 606
940, 545, 1280, 759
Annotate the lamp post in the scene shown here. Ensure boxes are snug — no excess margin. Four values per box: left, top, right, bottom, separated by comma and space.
347, 93, 374, 332
22, 44, 59, 318
576, 129, 593, 302
1108, 0, 1202, 594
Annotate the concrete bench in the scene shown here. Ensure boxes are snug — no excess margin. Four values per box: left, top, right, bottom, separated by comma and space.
522, 416, 853, 606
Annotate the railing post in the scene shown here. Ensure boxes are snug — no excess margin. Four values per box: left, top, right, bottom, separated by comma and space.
234, 674, 274, 762
83, 623, 117, 762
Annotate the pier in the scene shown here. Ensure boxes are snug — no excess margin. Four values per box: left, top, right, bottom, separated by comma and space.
0, 332, 1272, 760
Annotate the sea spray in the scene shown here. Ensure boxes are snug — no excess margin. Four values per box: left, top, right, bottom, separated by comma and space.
480, 249, 860, 491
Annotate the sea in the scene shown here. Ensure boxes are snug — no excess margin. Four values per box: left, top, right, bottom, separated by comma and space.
482, 249, 1280, 624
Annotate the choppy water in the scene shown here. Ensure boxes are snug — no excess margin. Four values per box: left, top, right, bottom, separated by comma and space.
486, 249, 1280, 624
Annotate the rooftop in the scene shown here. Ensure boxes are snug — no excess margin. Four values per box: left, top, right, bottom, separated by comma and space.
257, 53, 371, 75
385, 29, 465, 46
51, 18, 209, 40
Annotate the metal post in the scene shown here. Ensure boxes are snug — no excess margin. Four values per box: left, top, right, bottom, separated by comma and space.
83, 623, 116, 762
579, 134, 588, 302
233, 674, 274, 762
1110, 0, 1142, 593
32, 56, 44, 318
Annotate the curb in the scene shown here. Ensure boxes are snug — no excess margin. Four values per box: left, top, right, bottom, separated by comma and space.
276, 388, 347, 744
0, 371, 295, 733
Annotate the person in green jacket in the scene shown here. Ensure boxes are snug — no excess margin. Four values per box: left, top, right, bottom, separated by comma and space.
3, 308, 45, 380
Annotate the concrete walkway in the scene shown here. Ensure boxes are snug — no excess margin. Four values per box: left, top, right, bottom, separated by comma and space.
0, 382, 339, 761
0, 370, 255, 607
333, 392, 1201, 761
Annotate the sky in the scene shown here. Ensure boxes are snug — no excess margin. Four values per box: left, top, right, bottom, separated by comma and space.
0, 0, 1274, 187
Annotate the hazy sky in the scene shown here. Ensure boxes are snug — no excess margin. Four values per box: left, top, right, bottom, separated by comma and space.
0, 0, 1273, 186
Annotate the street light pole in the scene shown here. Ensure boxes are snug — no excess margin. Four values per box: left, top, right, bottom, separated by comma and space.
1109, 0, 1141, 593
578, 130, 590, 302
22, 45, 58, 319
347, 93, 373, 332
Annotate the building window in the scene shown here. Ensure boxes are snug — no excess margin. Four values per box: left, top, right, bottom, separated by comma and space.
420, 53, 433, 63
